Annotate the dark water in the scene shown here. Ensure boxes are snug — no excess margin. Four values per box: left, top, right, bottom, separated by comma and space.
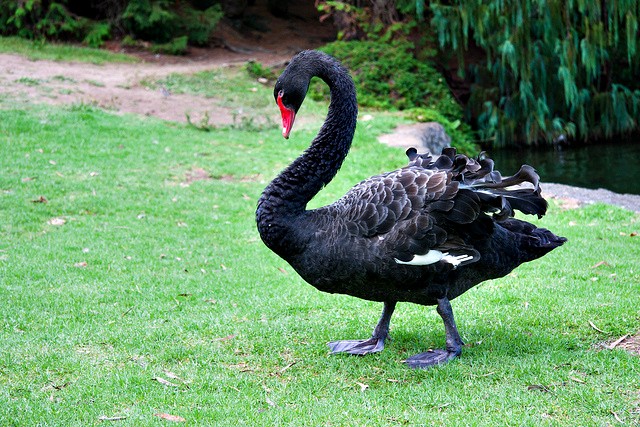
489, 139, 640, 195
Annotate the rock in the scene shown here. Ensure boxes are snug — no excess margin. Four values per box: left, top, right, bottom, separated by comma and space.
378, 122, 451, 154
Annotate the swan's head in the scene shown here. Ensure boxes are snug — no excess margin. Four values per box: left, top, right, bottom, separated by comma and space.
274, 59, 311, 139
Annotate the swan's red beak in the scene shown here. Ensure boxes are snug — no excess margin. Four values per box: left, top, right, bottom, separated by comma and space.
277, 91, 295, 139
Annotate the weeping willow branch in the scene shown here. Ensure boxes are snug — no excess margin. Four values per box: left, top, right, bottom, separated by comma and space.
431, 0, 640, 146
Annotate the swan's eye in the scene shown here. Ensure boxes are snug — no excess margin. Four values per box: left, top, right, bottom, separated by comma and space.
277, 90, 287, 104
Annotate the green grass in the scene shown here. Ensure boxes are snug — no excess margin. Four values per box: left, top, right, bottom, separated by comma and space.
0, 36, 137, 64
1, 80, 639, 425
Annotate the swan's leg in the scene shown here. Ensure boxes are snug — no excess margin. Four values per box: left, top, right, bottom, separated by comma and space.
404, 297, 463, 368
328, 301, 396, 356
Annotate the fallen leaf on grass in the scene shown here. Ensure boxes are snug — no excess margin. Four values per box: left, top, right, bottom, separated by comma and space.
279, 361, 297, 373
527, 384, 550, 392
611, 411, 623, 423
153, 377, 179, 387
163, 370, 188, 385
48, 217, 66, 226
213, 334, 236, 342
153, 413, 186, 423
31, 196, 48, 203
569, 376, 586, 384
607, 334, 630, 350
74, 261, 88, 268
225, 362, 254, 372
355, 381, 369, 392
588, 321, 605, 333
98, 415, 128, 422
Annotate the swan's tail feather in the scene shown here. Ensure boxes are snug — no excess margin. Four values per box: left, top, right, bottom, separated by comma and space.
406, 147, 549, 220
500, 218, 567, 260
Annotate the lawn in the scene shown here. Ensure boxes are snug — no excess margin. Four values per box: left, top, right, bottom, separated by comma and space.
1, 55, 639, 426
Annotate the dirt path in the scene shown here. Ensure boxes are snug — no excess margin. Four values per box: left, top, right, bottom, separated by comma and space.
0, 42, 315, 124
1, 52, 242, 124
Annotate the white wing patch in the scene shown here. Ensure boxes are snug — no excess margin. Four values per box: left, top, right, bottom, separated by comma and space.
394, 250, 474, 268
394, 250, 443, 266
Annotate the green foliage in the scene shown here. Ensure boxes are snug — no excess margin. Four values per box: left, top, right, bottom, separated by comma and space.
245, 60, 277, 81
317, 40, 454, 112
0, 0, 223, 52
150, 35, 188, 55
316, 40, 475, 148
121, 0, 179, 44
83, 22, 110, 48
112, 0, 224, 47
181, 4, 223, 46
430, 0, 640, 146
0, 0, 88, 40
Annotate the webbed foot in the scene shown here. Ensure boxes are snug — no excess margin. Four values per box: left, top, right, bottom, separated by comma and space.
403, 348, 460, 369
328, 301, 396, 356
403, 297, 464, 369
328, 337, 386, 355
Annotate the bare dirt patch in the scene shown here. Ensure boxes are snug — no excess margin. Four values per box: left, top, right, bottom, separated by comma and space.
608, 334, 640, 356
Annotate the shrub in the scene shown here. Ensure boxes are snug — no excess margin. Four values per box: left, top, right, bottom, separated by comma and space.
0, 0, 88, 40
0, 0, 223, 52
121, 0, 179, 44
317, 40, 459, 114
83, 22, 110, 48
151, 35, 188, 55
312, 40, 475, 148
181, 4, 223, 46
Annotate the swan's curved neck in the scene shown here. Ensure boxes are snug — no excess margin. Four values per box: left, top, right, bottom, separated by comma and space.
257, 58, 357, 253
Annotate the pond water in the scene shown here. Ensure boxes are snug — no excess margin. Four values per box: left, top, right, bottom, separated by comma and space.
488, 137, 640, 195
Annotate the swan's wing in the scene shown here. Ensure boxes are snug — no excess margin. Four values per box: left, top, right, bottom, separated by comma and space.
314, 167, 482, 269
312, 149, 548, 270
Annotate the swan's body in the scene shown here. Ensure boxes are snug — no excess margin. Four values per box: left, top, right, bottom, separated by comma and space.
256, 50, 566, 368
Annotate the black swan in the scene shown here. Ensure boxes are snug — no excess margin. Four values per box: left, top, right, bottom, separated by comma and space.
256, 50, 566, 368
